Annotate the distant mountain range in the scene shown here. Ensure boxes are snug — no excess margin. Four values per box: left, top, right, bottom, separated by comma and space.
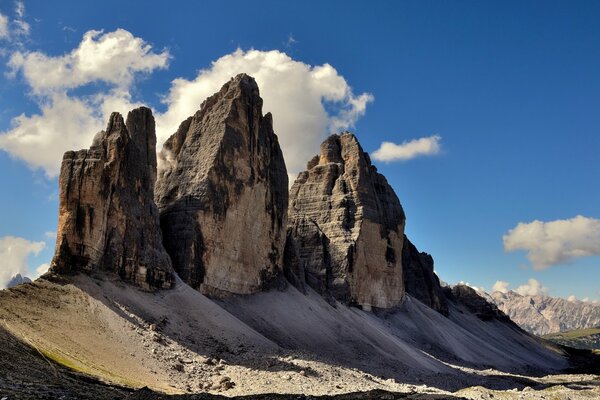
489, 290, 600, 336
6, 273, 31, 288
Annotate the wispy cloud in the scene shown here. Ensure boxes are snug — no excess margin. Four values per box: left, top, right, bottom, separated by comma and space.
0, 12, 8, 39
503, 215, 600, 269
372, 135, 442, 162
13, 0, 30, 38
285, 34, 298, 48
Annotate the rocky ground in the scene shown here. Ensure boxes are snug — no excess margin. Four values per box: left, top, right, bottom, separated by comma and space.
1, 276, 599, 400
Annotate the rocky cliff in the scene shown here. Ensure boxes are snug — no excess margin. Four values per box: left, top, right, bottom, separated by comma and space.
155, 74, 288, 296
287, 133, 406, 309
50, 107, 174, 291
402, 236, 448, 315
491, 291, 600, 336
447, 285, 512, 322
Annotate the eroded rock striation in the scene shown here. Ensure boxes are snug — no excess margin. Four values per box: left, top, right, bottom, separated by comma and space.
287, 133, 406, 309
50, 107, 174, 290
402, 236, 448, 315
155, 74, 288, 296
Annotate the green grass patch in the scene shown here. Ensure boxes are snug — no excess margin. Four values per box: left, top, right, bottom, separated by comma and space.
39, 346, 144, 389
543, 327, 600, 340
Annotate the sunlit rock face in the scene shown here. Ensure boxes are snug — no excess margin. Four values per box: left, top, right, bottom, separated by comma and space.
287, 133, 406, 309
155, 74, 288, 296
51, 107, 174, 291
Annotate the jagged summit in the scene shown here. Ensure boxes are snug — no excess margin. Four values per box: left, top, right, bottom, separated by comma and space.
286, 132, 406, 309
50, 107, 174, 291
1, 74, 589, 399
155, 73, 288, 296
7, 273, 32, 288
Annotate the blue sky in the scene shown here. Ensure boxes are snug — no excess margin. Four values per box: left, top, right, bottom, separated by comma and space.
0, 0, 598, 300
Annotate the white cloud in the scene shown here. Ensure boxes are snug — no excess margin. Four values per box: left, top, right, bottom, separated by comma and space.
13, 1, 29, 37
0, 29, 169, 176
1, 40, 371, 179
492, 280, 510, 294
0, 12, 8, 39
33, 262, 49, 279
155, 48, 373, 177
0, 236, 46, 289
503, 215, 600, 270
8, 29, 169, 94
514, 278, 548, 296
372, 135, 442, 162
567, 295, 577, 302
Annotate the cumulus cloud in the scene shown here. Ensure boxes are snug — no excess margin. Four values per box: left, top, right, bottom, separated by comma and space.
503, 215, 600, 269
567, 295, 577, 302
514, 278, 548, 296
0, 12, 8, 39
0, 29, 169, 176
155, 48, 373, 177
492, 280, 510, 294
1, 37, 371, 179
0, 236, 46, 289
372, 135, 442, 162
8, 29, 169, 94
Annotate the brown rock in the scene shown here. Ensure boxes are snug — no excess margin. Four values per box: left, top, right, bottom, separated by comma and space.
287, 133, 405, 309
50, 107, 174, 291
155, 74, 288, 296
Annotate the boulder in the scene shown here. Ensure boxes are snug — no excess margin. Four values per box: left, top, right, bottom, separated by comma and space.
50, 107, 174, 290
155, 74, 288, 296
287, 133, 405, 309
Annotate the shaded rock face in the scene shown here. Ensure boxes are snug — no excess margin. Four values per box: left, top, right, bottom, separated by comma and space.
155, 74, 288, 296
401, 236, 448, 315
447, 285, 512, 322
287, 133, 405, 309
50, 108, 174, 291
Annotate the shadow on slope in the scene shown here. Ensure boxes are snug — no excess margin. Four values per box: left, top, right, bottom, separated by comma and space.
0, 273, 576, 396
0, 324, 132, 400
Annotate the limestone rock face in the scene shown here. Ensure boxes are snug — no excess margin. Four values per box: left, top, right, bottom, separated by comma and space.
287, 133, 405, 309
50, 107, 174, 291
155, 74, 288, 296
402, 236, 448, 315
